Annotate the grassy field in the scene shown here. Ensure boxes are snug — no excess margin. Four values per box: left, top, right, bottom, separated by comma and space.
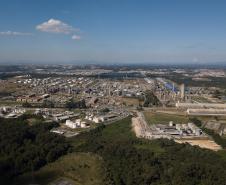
13, 153, 104, 185
190, 115, 226, 123
0, 100, 21, 106
101, 116, 136, 141
0, 81, 24, 93
144, 111, 189, 125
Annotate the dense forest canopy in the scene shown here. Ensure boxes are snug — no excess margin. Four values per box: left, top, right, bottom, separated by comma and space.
0, 115, 70, 184
74, 117, 226, 185
143, 91, 162, 107
65, 99, 86, 109
1, 115, 226, 185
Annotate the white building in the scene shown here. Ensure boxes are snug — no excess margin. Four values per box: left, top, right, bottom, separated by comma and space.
81, 121, 87, 128
65, 120, 78, 129
93, 116, 102, 123
65, 119, 88, 129
187, 108, 226, 116
176, 102, 226, 109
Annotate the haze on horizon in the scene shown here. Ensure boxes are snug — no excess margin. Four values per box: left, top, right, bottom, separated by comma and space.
0, 0, 226, 65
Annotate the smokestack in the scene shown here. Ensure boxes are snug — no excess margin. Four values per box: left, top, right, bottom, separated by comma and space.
180, 84, 185, 99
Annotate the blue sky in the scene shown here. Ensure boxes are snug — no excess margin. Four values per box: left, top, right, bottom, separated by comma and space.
0, 0, 226, 64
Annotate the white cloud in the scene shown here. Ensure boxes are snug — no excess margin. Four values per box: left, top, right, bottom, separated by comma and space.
72, 34, 81, 40
36, 18, 78, 34
0, 31, 33, 36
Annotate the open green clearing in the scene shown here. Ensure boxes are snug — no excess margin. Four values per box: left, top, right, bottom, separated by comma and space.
13, 153, 104, 185
144, 111, 189, 125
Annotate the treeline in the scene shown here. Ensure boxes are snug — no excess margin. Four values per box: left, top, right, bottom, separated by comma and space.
65, 99, 86, 109
143, 90, 161, 107
0, 115, 70, 184
0, 73, 20, 80
74, 117, 226, 185
22, 100, 56, 108
0, 91, 11, 98
204, 128, 226, 148
191, 117, 226, 148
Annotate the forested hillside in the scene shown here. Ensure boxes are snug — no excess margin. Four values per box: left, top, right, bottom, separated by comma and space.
2, 116, 226, 185
0, 115, 70, 184
73, 117, 226, 185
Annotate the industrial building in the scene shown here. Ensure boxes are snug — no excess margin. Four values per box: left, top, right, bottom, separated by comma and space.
176, 102, 226, 109
65, 119, 88, 129
187, 108, 226, 116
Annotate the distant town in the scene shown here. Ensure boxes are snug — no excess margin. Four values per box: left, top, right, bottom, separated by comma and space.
1, 65, 226, 149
